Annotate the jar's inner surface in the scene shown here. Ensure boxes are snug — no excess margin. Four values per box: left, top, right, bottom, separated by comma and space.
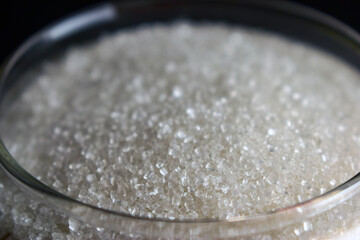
2, 22, 360, 220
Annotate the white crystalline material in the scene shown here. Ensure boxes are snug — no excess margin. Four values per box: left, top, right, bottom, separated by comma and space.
186, 108, 196, 118
1, 22, 360, 235
172, 86, 183, 98
267, 129, 276, 136
294, 228, 302, 237
86, 174, 96, 183
303, 221, 312, 232
160, 167, 169, 176
68, 218, 80, 232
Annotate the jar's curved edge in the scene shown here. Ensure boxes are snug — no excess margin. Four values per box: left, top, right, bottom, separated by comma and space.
1, 0, 360, 237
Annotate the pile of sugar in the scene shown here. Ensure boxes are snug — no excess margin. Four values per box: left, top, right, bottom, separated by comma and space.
2, 22, 360, 222
1, 168, 359, 240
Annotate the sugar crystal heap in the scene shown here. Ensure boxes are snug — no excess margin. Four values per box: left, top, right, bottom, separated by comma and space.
1, 23, 360, 238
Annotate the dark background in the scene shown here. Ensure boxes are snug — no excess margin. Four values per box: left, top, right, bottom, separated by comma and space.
1, 0, 359, 63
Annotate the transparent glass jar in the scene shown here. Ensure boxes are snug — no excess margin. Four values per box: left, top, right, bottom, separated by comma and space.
1, 0, 360, 239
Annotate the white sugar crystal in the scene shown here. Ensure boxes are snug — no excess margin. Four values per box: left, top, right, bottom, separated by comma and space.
330, 179, 337, 186
176, 130, 186, 139
294, 228, 302, 236
68, 218, 80, 232
172, 86, 183, 98
1, 22, 360, 239
160, 167, 169, 176
52, 180, 63, 189
267, 128, 276, 136
86, 174, 96, 183
186, 108, 196, 118
321, 154, 327, 162
303, 221, 312, 232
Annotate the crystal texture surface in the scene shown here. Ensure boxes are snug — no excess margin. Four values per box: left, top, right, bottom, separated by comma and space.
1, 22, 360, 239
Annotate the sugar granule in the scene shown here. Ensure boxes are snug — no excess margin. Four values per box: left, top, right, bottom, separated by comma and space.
1, 22, 360, 231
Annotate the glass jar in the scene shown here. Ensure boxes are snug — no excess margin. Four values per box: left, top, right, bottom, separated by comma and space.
1, 0, 360, 239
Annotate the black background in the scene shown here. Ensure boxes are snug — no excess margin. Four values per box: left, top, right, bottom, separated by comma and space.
1, 0, 359, 63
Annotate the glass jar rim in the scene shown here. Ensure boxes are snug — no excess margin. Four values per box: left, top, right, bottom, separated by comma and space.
1, 0, 360, 237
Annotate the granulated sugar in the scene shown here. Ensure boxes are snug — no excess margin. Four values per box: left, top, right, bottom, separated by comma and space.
1, 22, 360, 233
